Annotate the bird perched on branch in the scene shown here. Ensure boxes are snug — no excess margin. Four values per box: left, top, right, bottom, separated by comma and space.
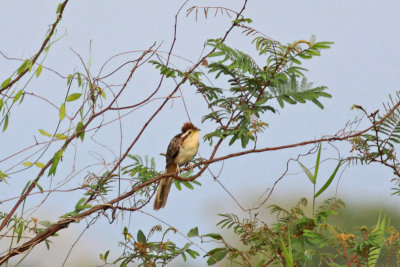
153, 122, 200, 210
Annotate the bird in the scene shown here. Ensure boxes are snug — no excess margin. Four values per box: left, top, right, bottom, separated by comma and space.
153, 122, 200, 210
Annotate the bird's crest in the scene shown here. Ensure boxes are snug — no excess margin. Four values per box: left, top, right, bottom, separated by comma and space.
181, 122, 199, 133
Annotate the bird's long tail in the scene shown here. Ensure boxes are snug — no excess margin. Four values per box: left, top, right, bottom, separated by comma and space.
153, 164, 176, 210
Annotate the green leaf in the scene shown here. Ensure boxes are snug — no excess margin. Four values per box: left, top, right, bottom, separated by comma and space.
99, 88, 106, 99
1, 77, 11, 88
280, 236, 293, 267
66, 93, 82, 102
228, 135, 238, 146
17, 221, 24, 242
137, 230, 147, 244
186, 249, 200, 259
103, 250, 110, 261
39, 129, 52, 137
277, 96, 284, 108
67, 74, 73, 85
56, 3, 63, 14
48, 149, 63, 176
123, 226, 130, 239
182, 181, 194, 189
202, 233, 222, 240
255, 98, 268, 106
314, 161, 341, 198
36, 65, 43, 77
298, 161, 315, 184
206, 247, 228, 265
181, 251, 187, 262
192, 180, 201, 186
174, 179, 182, 190
59, 103, 66, 120
17, 59, 30, 74
77, 73, 82, 86
313, 143, 322, 182
21, 180, 32, 195
44, 239, 51, 250
55, 133, 67, 140
3, 114, 9, 132
208, 51, 225, 57
369, 212, 386, 267
0, 170, 8, 183
23, 161, 33, 167
75, 197, 87, 210
13, 90, 23, 103
35, 181, 44, 192
35, 162, 45, 168
75, 121, 85, 141
187, 227, 199, 237
312, 98, 324, 109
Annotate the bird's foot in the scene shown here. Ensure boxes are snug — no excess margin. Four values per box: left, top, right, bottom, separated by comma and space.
187, 162, 194, 172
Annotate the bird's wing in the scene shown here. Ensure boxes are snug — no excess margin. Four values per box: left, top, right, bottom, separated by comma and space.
166, 133, 182, 167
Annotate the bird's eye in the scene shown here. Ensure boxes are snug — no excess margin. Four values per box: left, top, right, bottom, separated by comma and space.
188, 130, 192, 134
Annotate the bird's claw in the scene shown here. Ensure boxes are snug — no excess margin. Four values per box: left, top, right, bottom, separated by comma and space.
176, 164, 181, 176
187, 162, 194, 172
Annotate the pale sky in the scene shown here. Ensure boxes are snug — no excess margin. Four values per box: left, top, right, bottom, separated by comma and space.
1, 1, 400, 266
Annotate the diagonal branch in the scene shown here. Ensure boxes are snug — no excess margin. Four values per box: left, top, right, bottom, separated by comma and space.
0, 0, 69, 94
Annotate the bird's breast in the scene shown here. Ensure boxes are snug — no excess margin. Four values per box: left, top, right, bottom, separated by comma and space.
175, 132, 199, 165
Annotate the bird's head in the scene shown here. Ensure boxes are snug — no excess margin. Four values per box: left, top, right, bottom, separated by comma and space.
181, 122, 200, 133
181, 122, 200, 141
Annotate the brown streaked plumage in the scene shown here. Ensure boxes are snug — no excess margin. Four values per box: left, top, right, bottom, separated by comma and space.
153, 122, 200, 210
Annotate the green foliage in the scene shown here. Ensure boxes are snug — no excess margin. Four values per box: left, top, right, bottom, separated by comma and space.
197, 36, 332, 147
187, 227, 199, 237
83, 171, 114, 199
149, 60, 203, 86
314, 161, 341, 198
61, 197, 92, 218
205, 247, 229, 265
299, 161, 315, 184
0, 170, 8, 183
75, 121, 85, 141
59, 103, 66, 120
66, 93, 82, 102
17, 59, 31, 75
1, 77, 11, 89
48, 149, 64, 176
36, 64, 43, 77
198, 198, 400, 266
149, 60, 182, 78
2, 114, 8, 132
13, 90, 23, 104
280, 235, 293, 267
39, 128, 52, 137
106, 226, 200, 266
299, 143, 342, 215
122, 155, 161, 202
123, 155, 160, 187
0, 212, 57, 250
148, 34, 332, 149
173, 169, 202, 191
348, 92, 400, 195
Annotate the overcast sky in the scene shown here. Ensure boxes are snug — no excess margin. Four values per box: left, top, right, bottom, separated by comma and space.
1, 1, 400, 266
